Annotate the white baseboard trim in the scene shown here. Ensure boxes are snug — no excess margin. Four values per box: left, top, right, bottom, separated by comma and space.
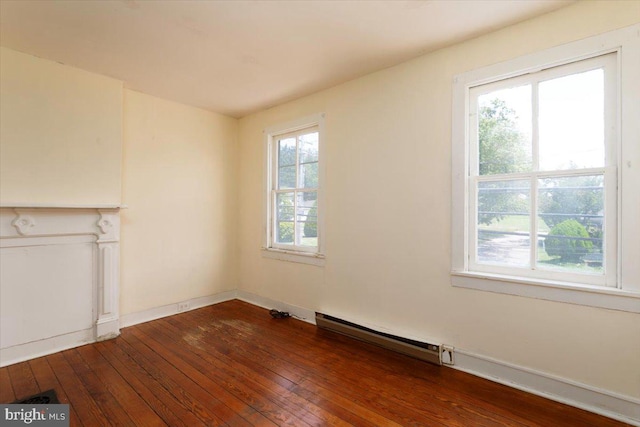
0, 328, 95, 368
451, 349, 640, 426
236, 290, 316, 325
119, 290, 237, 328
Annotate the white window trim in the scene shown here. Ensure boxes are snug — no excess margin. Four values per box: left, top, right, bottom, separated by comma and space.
451, 25, 640, 313
262, 113, 326, 266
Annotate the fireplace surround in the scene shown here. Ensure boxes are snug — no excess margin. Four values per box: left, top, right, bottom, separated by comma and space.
0, 204, 122, 366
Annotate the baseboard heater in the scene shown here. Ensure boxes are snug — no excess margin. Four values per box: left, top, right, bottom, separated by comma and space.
315, 313, 441, 365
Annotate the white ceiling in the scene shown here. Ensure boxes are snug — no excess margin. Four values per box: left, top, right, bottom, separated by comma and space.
0, 0, 572, 118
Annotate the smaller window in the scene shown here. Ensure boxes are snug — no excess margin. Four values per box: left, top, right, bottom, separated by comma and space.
264, 114, 324, 264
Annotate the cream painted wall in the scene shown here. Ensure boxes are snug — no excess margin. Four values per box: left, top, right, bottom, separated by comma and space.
0, 47, 122, 205
237, 1, 640, 399
0, 45, 240, 320
121, 90, 238, 315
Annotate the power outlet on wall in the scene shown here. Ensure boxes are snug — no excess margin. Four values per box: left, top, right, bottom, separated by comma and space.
441, 345, 455, 365
177, 302, 190, 312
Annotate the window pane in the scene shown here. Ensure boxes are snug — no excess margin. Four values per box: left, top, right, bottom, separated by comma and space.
478, 85, 532, 175
276, 192, 294, 221
297, 191, 317, 247
539, 69, 604, 170
538, 175, 604, 273
278, 166, 296, 189
299, 162, 318, 189
277, 136, 297, 190
278, 137, 296, 166
275, 191, 295, 244
276, 222, 294, 244
477, 180, 530, 266
299, 132, 318, 163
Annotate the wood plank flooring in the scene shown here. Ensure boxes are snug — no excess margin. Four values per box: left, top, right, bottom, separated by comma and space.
0, 300, 631, 426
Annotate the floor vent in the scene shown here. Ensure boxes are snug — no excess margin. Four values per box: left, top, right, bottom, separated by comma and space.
316, 313, 441, 365
12, 389, 59, 404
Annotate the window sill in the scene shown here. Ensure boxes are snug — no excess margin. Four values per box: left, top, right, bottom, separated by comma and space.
262, 247, 325, 266
451, 271, 640, 313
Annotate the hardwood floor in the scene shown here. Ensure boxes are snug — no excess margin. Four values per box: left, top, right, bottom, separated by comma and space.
0, 300, 630, 426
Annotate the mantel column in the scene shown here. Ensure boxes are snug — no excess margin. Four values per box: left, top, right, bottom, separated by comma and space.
95, 208, 121, 340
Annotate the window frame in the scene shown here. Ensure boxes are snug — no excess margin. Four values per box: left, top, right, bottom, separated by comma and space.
451, 25, 640, 313
263, 113, 326, 266
270, 126, 319, 253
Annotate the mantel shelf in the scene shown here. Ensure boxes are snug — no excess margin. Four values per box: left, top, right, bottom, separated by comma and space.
0, 203, 127, 209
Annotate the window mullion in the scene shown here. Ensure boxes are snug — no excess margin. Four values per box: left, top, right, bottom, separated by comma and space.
532, 81, 540, 173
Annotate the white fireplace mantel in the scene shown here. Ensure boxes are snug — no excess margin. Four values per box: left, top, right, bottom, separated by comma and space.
0, 205, 123, 366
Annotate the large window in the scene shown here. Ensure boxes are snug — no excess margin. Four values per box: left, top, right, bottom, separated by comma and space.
469, 54, 616, 287
263, 114, 325, 264
451, 25, 640, 312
